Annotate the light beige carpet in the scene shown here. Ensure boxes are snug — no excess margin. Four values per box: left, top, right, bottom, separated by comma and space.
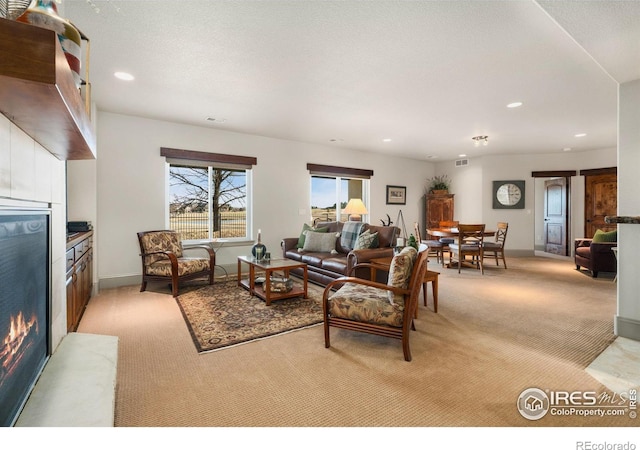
77, 256, 632, 427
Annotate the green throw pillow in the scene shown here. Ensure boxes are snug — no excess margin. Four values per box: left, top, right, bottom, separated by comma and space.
297, 223, 329, 248
592, 229, 617, 243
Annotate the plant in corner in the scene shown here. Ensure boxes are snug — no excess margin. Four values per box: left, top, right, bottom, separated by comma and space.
427, 174, 451, 194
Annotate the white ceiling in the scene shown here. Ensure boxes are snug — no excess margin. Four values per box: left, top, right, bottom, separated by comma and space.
62, 0, 640, 162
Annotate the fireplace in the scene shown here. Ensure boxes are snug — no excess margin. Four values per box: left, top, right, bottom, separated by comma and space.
0, 209, 51, 427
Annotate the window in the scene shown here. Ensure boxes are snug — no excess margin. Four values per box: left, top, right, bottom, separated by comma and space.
308, 164, 372, 225
162, 148, 256, 242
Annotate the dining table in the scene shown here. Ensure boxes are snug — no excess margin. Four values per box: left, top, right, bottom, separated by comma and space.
426, 227, 496, 238
426, 227, 496, 270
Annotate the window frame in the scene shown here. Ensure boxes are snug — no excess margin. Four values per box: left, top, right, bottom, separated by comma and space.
162, 147, 256, 245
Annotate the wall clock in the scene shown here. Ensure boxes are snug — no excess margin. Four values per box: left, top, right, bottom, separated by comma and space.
492, 180, 525, 209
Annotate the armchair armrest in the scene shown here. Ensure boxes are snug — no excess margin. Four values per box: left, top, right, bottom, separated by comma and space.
183, 245, 216, 265
589, 241, 617, 255
574, 238, 593, 250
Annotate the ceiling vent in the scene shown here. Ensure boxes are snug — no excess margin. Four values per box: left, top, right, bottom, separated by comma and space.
455, 158, 469, 167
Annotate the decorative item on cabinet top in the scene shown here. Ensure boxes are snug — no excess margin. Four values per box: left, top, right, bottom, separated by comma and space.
426, 174, 451, 194
17, 0, 83, 88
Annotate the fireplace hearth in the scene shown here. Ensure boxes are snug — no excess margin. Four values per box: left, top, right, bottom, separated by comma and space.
0, 210, 50, 427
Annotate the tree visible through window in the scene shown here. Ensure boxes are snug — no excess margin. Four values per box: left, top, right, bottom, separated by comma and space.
169, 165, 247, 240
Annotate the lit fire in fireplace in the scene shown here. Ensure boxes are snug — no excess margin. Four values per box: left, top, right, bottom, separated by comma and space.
0, 312, 39, 387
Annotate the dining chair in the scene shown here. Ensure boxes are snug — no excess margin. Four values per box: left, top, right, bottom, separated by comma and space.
437, 220, 459, 262
483, 222, 509, 269
448, 224, 486, 274
414, 221, 444, 265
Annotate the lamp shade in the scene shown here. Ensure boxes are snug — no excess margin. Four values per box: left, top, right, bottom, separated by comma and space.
343, 198, 368, 221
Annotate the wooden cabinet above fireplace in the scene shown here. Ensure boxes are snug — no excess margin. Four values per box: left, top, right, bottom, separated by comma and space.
0, 18, 96, 160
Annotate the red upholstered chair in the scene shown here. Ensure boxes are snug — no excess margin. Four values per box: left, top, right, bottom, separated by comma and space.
137, 230, 215, 297
574, 229, 617, 278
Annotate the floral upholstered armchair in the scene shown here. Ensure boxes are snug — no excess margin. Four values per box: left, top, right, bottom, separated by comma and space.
322, 246, 428, 361
137, 230, 215, 297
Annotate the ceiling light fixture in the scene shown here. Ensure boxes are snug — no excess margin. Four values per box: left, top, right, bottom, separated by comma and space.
575, 133, 587, 137
507, 102, 523, 108
382, 138, 392, 142
472, 135, 489, 147
114, 71, 134, 81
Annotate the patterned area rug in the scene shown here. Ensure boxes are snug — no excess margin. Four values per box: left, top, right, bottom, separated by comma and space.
175, 280, 324, 353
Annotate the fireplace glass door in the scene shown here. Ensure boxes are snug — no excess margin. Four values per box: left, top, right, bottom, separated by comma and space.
0, 210, 50, 426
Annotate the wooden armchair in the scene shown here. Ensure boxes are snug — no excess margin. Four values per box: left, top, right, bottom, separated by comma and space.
322, 247, 428, 361
137, 230, 215, 297
414, 221, 444, 265
448, 224, 486, 274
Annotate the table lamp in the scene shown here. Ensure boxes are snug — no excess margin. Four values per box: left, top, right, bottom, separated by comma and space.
343, 198, 368, 222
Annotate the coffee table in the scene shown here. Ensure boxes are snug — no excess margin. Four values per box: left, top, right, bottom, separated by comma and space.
237, 256, 308, 306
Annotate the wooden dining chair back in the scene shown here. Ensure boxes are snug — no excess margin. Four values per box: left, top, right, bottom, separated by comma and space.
483, 222, 509, 268
322, 247, 429, 361
448, 224, 486, 274
414, 221, 444, 265
437, 220, 459, 262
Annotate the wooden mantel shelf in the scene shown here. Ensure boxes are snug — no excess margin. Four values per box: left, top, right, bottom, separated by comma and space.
0, 18, 96, 160
605, 216, 640, 224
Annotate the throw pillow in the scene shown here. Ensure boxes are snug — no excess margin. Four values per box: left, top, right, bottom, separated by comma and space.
302, 231, 339, 253
340, 221, 365, 251
386, 246, 417, 306
354, 230, 379, 250
296, 223, 329, 248
592, 229, 617, 243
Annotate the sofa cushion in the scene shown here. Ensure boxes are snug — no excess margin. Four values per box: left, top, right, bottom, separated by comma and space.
340, 221, 365, 251
592, 229, 617, 243
303, 231, 339, 252
387, 246, 417, 305
354, 230, 379, 250
297, 223, 329, 248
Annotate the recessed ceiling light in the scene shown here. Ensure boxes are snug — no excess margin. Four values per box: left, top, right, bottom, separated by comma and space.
575, 133, 587, 137
563, 148, 572, 152
458, 154, 467, 158
114, 71, 134, 81
507, 102, 523, 108
382, 138, 392, 142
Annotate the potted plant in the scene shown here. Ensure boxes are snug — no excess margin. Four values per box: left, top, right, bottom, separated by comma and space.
427, 175, 451, 195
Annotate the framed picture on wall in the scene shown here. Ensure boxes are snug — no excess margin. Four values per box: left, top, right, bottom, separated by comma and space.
386, 185, 406, 205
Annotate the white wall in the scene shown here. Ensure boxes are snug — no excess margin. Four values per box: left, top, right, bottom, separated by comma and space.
616, 79, 640, 340
435, 149, 617, 253
94, 112, 433, 286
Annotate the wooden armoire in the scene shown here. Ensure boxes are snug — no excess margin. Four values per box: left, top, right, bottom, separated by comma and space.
425, 193, 454, 236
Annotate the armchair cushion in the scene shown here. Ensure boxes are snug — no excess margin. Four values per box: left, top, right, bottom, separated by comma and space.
592, 229, 617, 243
387, 246, 417, 305
140, 231, 183, 265
146, 257, 210, 277
327, 283, 404, 327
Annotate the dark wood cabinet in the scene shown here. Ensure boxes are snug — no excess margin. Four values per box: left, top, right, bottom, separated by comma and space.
425, 193, 454, 236
66, 232, 93, 332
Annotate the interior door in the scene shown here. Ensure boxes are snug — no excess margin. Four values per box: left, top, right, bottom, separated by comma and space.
584, 172, 617, 237
544, 178, 568, 255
